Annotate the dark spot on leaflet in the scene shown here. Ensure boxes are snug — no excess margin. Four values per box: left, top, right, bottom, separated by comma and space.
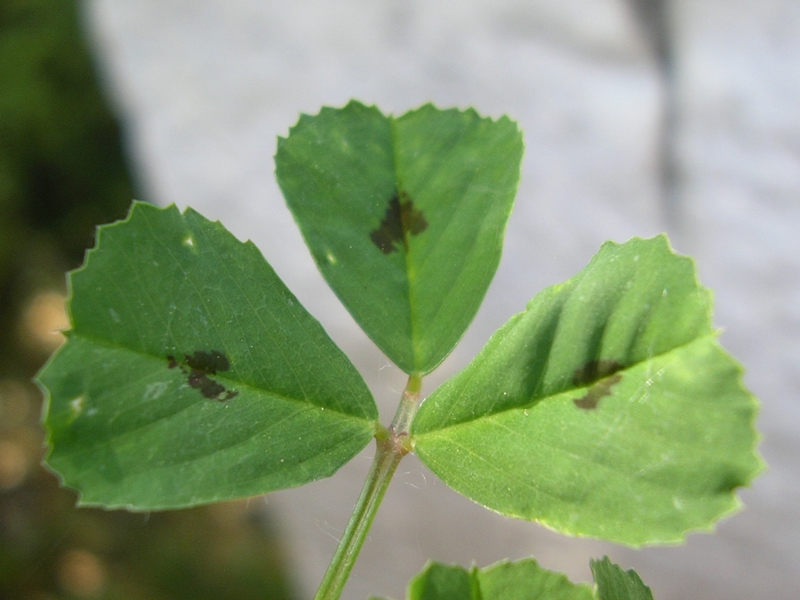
572, 359, 624, 386
184, 350, 230, 374
187, 369, 238, 401
574, 374, 622, 410
167, 350, 239, 402
572, 359, 624, 410
370, 190, 428, 254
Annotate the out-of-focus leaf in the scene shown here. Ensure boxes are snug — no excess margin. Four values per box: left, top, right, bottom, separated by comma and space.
405, 558, 594, 600
408, 562, 476, 600
591, 557, 654, 600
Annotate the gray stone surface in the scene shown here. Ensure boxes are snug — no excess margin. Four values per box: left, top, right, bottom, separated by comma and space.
83, 1, 800, 597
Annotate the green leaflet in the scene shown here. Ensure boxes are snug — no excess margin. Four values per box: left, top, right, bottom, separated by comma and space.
404, 558, 594, 600
591, 557, 653, 600
275, 101, 523, 375
413, 236, 762, 545
376, 556, 653, 600
408, 563, 477, 600
37, 203, 378, 510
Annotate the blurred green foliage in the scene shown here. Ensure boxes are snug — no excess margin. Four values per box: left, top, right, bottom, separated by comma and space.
0, 0, 135, 374
0, 2, 294, 598
1, 381, 292, 600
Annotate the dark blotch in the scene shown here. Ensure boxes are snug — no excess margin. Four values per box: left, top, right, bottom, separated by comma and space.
166, 349, 238, 402
184, 350, 230, 374
572, 359, 624, 386
187, 369, 237, 400
370, 191, 428, 254
572, 359, 625, 411
574, 374, 622, 410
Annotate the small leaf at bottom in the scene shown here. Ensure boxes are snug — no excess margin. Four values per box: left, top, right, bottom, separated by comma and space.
591, 557, 654, 600
406, 559, 594, 600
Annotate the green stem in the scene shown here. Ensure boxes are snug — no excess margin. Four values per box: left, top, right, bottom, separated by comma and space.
313, 373, 423, 600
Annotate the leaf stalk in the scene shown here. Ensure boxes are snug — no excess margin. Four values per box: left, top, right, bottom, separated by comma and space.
313, 373, 423, 600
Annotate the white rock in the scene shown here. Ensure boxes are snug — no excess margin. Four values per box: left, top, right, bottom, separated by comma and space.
83, 1, 800, 598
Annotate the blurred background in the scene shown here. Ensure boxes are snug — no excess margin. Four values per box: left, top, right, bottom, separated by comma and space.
1, 0, 799, 599
0, 1, 293, 598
